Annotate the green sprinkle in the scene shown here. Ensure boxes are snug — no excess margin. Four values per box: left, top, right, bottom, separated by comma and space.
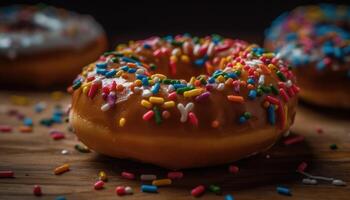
150, 64, 157, 71
153, 106, 162, 125
234, 70, 241, 76
208, 184, 221, 195
257, 88, 264, 96
270, 84, 279, 95
75, 144, 90, 153
276, 71, 287, 82
171, 41, 183, 47
243, 112, 252, 119
40, 118, 54, 127
176, 86, 194, 94
260, 85, 271, 93
72, 81, 81, 90
330, 144, 338, 150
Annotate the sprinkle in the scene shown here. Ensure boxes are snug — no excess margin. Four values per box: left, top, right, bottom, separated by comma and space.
276, 186, 291, 196
168, 91, 177, 100
152, 179, 172, 186
154, 106, 162, 124
248, 90, 257, 100
94, 180, 105, 190
149, 96, 164, 104
51, 132, 65, 140
140, 174, 157, 181
183, 88, 203, 98
267, 105, 276, 125
72, 80, 82, 90
61, 149, 69, 155
119, 118, 126, 127
302, 178, 318, 185
330, 144, 338, 150
125, 186, 133, 194
88, 82, 100, 98
116, 186, 126, 196
167, 171, 183, 179
283, 135, 304, 146
332, 179, 347, 186
143, 110, 154, 121
177, 103, 194, 122
297, 162, 308, 172
227, 95, 244, 103
195, 91, 210, 102
208, 184, 221, 194
0, 125, 12, 133
141, 100, 152, 109
100, 103, 111, 111
188, 112, 198, 126
10, 95, 29, 105
266, 95, 280, 104
141, 185, 158, 193
55, 196, 67, 200
34, 102, 46, 113
121, 171, 135, 180
229, 165, 239, 174
279, 88, 289, 102
23, 117, 33, 126
54, 163, 70, 175
0, 170, 14, 178
98, 171, 108, 182
162, 101, 175, 108
276, 71, 287, 82
151, 82, 161, 94
75, 144, 90, 153
191, 185, 205, 197
33, 185, 42, 196
225, 194, 234, 200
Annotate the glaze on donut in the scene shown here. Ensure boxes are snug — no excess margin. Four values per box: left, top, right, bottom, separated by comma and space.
0, 5, 107, 88
265, 4, 350, 108
70, 35, 298, 169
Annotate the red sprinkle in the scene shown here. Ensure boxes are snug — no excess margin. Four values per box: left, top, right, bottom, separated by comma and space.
283, 135, 305, 146
297, 162, 308, 172
167, 171, 183, 179
121, 171, 135, 180
266, 96, 280, 104
228, 165, 239, 174
0, 125, 12, 133
279, 88, 289, 102
33, 185, 42, 196
0, 170, 14, 178
188, 112, 198, 126
168, 92, 177, 100
116, 186, 126, 196
88, 82, 99, 99
94, 180, 104, 190
142, 110, 155, 121
51, 132, 65, 140
191, 185, 205, 197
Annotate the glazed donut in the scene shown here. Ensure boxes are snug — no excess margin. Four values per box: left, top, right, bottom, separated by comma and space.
265, 4, 350, 109
69, 35, 299, 169
0, 5, 107, 88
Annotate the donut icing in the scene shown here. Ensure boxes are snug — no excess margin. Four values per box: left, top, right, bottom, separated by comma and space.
70, 34, 299, 168
265, 4, 350, 76
0, 5, 104, 59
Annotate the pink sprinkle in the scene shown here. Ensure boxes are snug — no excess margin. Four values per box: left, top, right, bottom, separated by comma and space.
142, 110, 155, 121
51, 132, 65, 140
33, 185, 42, 196
297, 162, 308, 172
121, 171, 135, 180
188, 112, 198, 126
88, 82, 99, 99
94, 180, 104, 190
0, 170, 14, 178
168, 92, 177, 100
287, 87, 295, 97
228, 165, 239, 174
167, 171, 183, 179
283, 135, 305, 146
0, 125, 12, 133
191, 185, 205, 197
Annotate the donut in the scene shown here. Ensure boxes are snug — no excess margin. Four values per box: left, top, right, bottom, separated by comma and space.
0, 5, 107, 88
69, 35, 299, 169
265, 4, 350, 109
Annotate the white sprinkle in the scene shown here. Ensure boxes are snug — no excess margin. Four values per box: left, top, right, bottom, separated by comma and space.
193, 44, 201, 56
258, 75, 265, 85
125, 186, 133, 194
183, 41, 190, 55
142, 89, 152, 98
177, 102, 194, 122
207, 42, 215, 57
171, 48, 181, 56
167, 85, 175, 93
100, 103, 111, 111
153, 77, 160, 83
217, 83, 225, 91
302, 178, 318, 185
136, 68, 145, 74
61, 149, 69, 155
283, 130, 291, 137
140, 174, 157, 181
133, 86, 142, 94
286, 80, 292, 88
332, 179, 347, 186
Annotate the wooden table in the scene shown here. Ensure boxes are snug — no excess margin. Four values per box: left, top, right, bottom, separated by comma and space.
0, 91, 349, 200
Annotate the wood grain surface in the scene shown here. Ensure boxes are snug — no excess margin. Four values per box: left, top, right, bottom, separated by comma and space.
0, 91, 349, 200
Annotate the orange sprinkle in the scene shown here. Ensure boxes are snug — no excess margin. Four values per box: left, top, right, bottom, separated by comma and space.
211, 120, 220, 128
240, 81, 247, 87
227, 95, 244, 103
117, 84, 124, 92
19, 126, 32, 133
247, 84, 254, 90
127, 63, 137, 67
194, 80, 201, 87
122, 74, 129, 79
263, 101, 270, 108
260, 64, 271, 74
225, 78, 233, 86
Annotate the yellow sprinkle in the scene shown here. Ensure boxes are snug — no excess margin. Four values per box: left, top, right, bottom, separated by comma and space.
54, 163, 70, 175
149, 80, 154, 85
183, 88, 203, 98
152, 178, 172, 186
82, 81, 92, 88
162, 101, 175, 108
51, 91, 64, 101
98, 171, 108, 182
10, 95, 29, 106
119, 118, 126, 127
170, 55, 178, 62
83, 86, 89, 94
268, 64, 277, 71
134, 79, 142, 86
262, 53, 275, 58
151, 74, 167, 80
181, 55, 190, 63
216, 75, 225, 83
149, 97, 164, 104
116, 70, 123, 77
141, 100, 152, 109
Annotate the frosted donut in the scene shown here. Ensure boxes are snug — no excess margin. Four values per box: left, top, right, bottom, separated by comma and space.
265, 4, 350, 109
0, 5, 107, 88
69, 35, 299, 169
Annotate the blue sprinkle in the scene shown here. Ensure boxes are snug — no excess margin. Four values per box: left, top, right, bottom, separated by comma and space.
268, 105, 275, 125
316, 61, 326, 71
23, 118, 33, 126
194, 58, 206, 67
136, 74, 146, 80
238, 116, 246, 124
52, 114, 62, 123
105, 69, 117, 78
96, 62, 107, 68
55, 196, 67, 200
96, 68, 108, 75
128, 68, 137, 73
121, 65, 129, 72
248, 90, 257, 100
143, 44, 151, 49
213, 70, 222, 76
247, 78, 255, 84
333, 47, 342, 58
227, 72, 238, 79
322, 45, 334, 56
276, 186, 291, 196
151, 82, 160, 94
34, 102, 46, 113
173, 84, 187, 89
142, 77, 149, 86
121, 57, 137, 63
225, 194, 234, 200
208, 77, 215, 84
141, 185, 158, 193
285, 33, 297, 42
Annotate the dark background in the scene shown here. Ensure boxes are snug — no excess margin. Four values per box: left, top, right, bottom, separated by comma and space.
1, 0, 349, 48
